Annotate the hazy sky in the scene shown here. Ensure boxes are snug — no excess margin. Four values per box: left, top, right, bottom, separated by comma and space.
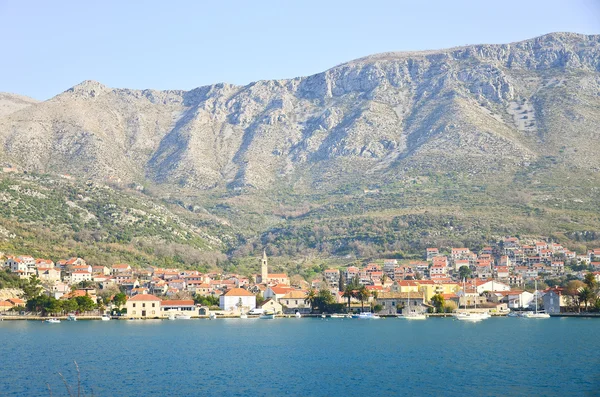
1, 0, 599, 100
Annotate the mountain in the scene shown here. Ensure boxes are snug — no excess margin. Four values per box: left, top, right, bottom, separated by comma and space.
0, 93, 38, 118
1, 32, 600, 264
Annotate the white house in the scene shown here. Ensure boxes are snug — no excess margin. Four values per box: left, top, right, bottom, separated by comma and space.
219, 288, 256, 312
70, 271, 93, 284
476, 280, 510, 294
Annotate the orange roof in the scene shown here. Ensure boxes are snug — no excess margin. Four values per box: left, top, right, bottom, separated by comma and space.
0, 301, 13, 307
112, 264, 130, 269
223, 288, 254, 297
162, 300, 195, 306
270, 287, 292, 294
128, 294, 161, 302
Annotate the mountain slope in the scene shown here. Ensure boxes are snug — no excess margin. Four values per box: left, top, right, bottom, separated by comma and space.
1, 32, 600, 263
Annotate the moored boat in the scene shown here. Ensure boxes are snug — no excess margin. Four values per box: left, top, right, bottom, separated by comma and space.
67, 314, 77, 321
260, 312, 275, 319
45, 318, 60, 324
358, 312, 380, 319
101, 314, 111, 321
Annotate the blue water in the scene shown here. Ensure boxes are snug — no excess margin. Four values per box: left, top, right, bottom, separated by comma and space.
0, 317, 598, 396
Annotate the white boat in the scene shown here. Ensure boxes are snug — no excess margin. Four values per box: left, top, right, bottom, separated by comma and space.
507, 312, 519, 317
455, 312, 487, 322
45, 318, 60, 324
174, 313, 191, 320
209, 312, 217, 320
400, 312, 427, 320
260, 312, 275, 319
294, 312, 301, 318
455, 278, 488, 322
67, 314, 77, 321
357, 312, 381, 319
101, 314, 111, 321
522, 280, 550, 318
240, 313, 248, 319
331, 314, 345, 318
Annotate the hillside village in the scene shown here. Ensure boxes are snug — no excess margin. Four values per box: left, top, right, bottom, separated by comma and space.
1, 236, 600, 318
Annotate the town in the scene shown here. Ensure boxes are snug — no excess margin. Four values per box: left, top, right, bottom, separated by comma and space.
1, 236, 599, 320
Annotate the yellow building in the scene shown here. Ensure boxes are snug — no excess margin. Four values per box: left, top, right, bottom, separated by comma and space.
126, 294, 161, 318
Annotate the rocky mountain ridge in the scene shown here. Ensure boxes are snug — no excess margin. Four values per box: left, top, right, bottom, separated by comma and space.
1, 32, 599, 193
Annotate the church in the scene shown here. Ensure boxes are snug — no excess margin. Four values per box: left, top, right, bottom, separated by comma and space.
256, 250, 289, 286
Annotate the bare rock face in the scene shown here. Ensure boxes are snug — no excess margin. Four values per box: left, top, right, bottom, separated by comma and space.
0, 32, 599, 191
0, 93, 39, 118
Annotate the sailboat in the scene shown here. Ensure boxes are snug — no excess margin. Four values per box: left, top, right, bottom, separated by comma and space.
456, 278, 487, 322
522, 279, 550, 318
398, 287, 426, 320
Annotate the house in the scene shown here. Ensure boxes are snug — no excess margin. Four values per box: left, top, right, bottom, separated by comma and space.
219, 288, 256, 312
323, 269, 339, 286
0, 300, 13, 312
37, 267, 61, 282
426, 248, 439, 260
376, 291, 427, 315
92, 266, 110, 275
494, 266, 510, 280
279, 290, 308, 310
161, 300, 198, 316
475, 280, 510, 294
111, 264, 132, 274
264, 286, 293, 301
70, 271, 93, 284
35, 259, 55, 268
259, 298, 283, 314
6, 298, 26, 307
542, 287, 569, 314
126, 294, 161, 318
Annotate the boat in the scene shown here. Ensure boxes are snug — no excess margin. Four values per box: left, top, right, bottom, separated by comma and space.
45, 318, 60, 324
101, 314, 111, 321
294, 312, 301, 318
330, 314, 345, 318
240, 313, 248, 319
357, 312, 381, 319
174, 313, 191, 320
209, 312, 217, 320
260, 311, 275, 319
455, 278, 487, 322
399, 288, 427, 320
507, 311, 519, 317
522, 280, 550, 318
67, 314, 77, 321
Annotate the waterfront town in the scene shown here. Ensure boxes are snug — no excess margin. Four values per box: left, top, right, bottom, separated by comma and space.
1, 236, 600, 319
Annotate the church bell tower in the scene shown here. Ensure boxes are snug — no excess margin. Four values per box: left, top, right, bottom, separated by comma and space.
261, 249, 268, 283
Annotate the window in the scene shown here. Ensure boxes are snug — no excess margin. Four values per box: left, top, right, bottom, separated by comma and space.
152, 303, 155, 307
392, 301, 395, 306
143, 303, 146, 308
133, 303, 136, 308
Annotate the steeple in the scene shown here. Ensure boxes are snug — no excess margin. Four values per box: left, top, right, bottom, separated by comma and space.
261, 249, 268, 283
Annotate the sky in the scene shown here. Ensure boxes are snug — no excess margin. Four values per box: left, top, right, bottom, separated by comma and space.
1, 0, 599, 100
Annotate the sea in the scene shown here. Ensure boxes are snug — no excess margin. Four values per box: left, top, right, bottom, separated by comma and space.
0, 317, 598, 396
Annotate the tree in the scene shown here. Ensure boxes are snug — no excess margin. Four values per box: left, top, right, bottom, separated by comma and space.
431, 294, 445, 313
46, 298, 62, 315
75, 295, 96, 313
112, 293, 127, 310
380, 274, 388, 286
342, 285, 356, 310
62, 298, 79, 314
305, 289, 317, 311
357, 286, 370, 312
583, 273, 598, 290
317, 289, 335, 312
255, 293, 265, 307
578, 287, 594, 311
458, 266, 472, 280
21, 276, 43, 302
338, 272, 345, 292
